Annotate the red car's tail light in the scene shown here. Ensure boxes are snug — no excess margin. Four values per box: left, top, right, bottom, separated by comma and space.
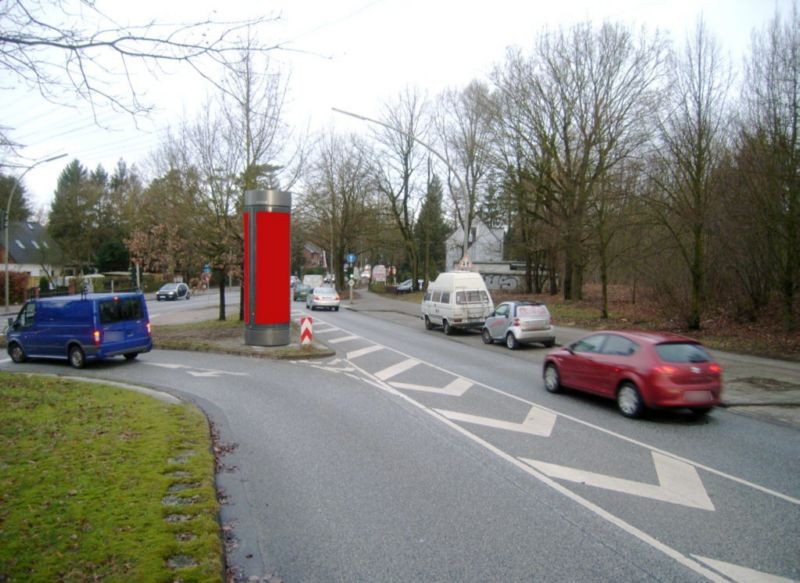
709, 363, 721, 374
93, 329, 102, 345
654, 365, 677, 376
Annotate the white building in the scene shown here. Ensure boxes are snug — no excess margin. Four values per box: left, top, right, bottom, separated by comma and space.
445, 218, 504, 271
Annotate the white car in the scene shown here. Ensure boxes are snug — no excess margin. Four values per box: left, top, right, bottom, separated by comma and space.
481, 300, 555, 349
306, 287, 340, 311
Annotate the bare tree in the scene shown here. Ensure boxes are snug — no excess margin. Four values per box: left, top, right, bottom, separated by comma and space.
0, 1, 281, 150
434, 81, 496, 269
371, 88, 429, 288
739, 6, 800, 331
300, 130, 376, 289
647, 18, 731, 329
492, 23, 667, 300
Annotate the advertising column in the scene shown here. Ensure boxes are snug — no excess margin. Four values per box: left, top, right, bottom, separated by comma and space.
243, 189, 292, 346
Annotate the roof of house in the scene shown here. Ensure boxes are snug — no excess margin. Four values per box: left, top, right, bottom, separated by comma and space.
3, 222, 64, 265
304, 241, 324, 254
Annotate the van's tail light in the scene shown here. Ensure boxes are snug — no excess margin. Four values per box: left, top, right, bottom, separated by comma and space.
93, 330, 102, 346
146, 322, 152, 336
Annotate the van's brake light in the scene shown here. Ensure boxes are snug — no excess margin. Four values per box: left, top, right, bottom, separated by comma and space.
93, 330, 102, 345
146, 322, 152, 336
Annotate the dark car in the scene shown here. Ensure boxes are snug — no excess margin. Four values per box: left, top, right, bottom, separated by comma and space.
293, 283, 312, 301
542, 330, 722, 418
156, 282, 190, 301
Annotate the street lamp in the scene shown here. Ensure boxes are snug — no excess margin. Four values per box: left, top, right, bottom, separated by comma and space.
4, 153, 68, 311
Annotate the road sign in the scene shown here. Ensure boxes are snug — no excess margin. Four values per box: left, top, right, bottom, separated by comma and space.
300, 317, 313, 346
347, 253, 356, 264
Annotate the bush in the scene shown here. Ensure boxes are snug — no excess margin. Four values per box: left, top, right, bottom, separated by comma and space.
0, 272, 30, 304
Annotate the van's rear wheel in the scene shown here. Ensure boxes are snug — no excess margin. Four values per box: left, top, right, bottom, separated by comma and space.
8, 343, 26, 363
69, 345, 86, 369
443, 320, 453, 335
124, 353, 139, 361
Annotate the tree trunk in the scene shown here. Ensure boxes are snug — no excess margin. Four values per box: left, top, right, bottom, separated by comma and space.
217, 268, 227, 321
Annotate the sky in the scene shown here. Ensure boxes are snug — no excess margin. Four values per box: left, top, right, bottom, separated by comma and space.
1, 0, 791, 214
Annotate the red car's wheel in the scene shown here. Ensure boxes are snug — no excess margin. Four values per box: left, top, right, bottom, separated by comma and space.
543, 363, 562, 393
617, 382, 645, 418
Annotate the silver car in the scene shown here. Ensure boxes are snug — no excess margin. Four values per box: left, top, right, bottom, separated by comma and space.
481, 301, 555, 349
306, 286, 341, 311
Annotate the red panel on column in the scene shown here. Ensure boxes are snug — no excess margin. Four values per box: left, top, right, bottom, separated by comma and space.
243, 212, 250, 324
254, 211, 290, 325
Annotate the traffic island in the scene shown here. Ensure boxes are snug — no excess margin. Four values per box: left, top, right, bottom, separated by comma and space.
152, 318, 334, 360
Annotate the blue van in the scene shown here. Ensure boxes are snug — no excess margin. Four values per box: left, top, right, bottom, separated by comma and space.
5, 292, 153, 368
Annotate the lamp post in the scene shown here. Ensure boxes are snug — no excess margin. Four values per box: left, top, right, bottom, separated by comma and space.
4, 153, 67, 311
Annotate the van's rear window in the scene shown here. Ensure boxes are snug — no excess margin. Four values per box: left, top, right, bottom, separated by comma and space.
99, 298, 143, 324
455, 290, 489, 304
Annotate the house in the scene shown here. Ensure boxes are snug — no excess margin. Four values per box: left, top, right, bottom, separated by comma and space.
1, 221, 64, 290
445, 217, 504, 271
302, 241, 326, 270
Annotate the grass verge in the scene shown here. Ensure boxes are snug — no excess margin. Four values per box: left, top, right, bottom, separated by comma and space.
152, 318, 333, 359
0, 372, 221, 582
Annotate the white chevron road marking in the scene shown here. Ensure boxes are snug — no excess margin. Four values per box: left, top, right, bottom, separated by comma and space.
435, 405, 557, 437
522, 451, 715, 511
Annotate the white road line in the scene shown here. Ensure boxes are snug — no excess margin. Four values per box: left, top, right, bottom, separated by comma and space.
436, 405, 557, 438
522, 452, 715, 511
375, 358, 420, 381
346, 345, 383, 359
0, 357, 11, 365
312, 328, 339, 334
390, 377, 473, 397
692, 556, 798, 583
328, 335, 361, 344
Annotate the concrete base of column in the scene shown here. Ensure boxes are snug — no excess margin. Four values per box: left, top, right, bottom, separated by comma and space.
244, 324, 290, 347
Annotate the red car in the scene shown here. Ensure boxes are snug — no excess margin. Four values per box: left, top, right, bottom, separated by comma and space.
542, 331, 722, 418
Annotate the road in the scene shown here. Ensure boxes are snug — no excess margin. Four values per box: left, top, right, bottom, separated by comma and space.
2, 300, 798, 582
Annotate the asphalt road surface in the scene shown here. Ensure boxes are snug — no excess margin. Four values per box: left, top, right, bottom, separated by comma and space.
2, 301, 798, 582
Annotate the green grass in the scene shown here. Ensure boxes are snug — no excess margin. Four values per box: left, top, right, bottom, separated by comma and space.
0, 373, 222, 582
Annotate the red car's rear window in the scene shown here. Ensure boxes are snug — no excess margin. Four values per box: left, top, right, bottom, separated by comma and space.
655, 343, 711, 363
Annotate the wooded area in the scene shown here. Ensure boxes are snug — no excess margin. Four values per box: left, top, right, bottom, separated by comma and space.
1, 7, 797, 333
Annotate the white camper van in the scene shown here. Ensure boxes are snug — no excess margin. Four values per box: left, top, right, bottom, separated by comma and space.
421, 271, 494, 335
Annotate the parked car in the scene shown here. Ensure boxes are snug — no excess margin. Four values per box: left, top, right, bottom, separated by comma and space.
293, 283, 312, 301
396, 279, 425, 293
156, 282, 190, 301
421, 271, 493, 335
5, 292, 153, 368
542, 330, 722, 418
306, 287, 341, 311
482, 301, 555, 349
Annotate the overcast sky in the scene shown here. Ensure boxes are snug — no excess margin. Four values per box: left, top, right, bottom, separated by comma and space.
1, 0, 791, 213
